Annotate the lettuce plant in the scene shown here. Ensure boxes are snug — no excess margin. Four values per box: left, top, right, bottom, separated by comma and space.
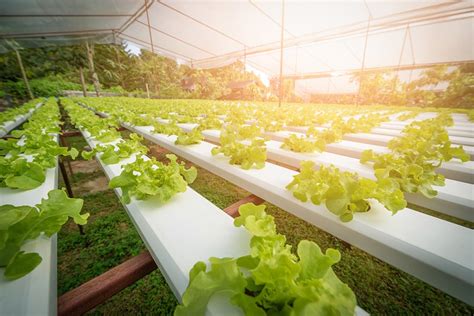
0, 190, 88, 280
175, 203, 356, 315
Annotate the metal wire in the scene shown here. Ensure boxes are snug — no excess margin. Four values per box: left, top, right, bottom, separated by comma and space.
145, 0, 154, 53
278, 0, 285, 107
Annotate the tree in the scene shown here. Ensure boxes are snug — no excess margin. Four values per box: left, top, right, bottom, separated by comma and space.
407, 64, 474, 108
351, 72, 406, 105
269, 78, 298, 102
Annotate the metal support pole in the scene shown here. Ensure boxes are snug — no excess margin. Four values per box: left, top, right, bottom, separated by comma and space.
407, 26, 416, 106
278, 0, 285, 107
85, 42, 101, 97
15, 49, 34, 100
393, 25, 409, 93
79, 67, 87, 97
145, 0, 154, 53
356, 17, 371, 106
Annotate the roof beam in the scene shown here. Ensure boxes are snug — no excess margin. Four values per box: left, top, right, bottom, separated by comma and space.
0, 14, 132, 17
191, 3, 472, 68
117, 1, 151, 35
156, 0, 247, 47
0, 29, 116, 39
284, 60, 474, 80
135, 20, 215, 56
118, 32, 193, 61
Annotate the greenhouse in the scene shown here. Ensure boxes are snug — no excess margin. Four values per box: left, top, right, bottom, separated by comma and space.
0, 0, 473, 315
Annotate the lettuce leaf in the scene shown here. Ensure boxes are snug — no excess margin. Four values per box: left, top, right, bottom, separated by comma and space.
176, 203, 356, 315
0, 189, 88, 280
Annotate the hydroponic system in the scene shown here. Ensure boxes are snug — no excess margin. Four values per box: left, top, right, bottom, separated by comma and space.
0, 1, 473, 315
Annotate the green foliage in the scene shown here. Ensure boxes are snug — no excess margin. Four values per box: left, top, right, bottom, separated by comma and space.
0, 98, 78, 190
0, 46, 86, 83
0, 98, 40, 127
1, 76, 82, 99
196, 115, 223, 131
0, 158, 46, 190
287, 162, 406, 222
346, 64, 474, 108
212, 125, 267, 170
281, 114, 387, 154
407, 65, 474, 108
109, 154, 197, 204
281, 134, 325, 153
360, 113, 469, 198
82, 133, 148, 165
61, 98, 121, 143
1, 43, 273, 101
175, 128, 204, 146
57, 153, 474, 314
0, 189, 88, 280
176, 203, 356, 315
352, 72, 406, 106
63, 98, 198, 204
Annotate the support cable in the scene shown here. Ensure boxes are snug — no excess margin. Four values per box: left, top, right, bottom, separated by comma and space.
393, 25, 410, 93
356, 14, 372, 105
145, 0, 154, 53
278, 0, 285, 107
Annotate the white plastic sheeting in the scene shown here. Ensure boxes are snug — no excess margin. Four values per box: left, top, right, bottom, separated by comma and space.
0, 0, 472, 93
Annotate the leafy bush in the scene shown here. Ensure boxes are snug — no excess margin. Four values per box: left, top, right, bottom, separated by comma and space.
105, 85, 127, 94
1, 76, 82, 99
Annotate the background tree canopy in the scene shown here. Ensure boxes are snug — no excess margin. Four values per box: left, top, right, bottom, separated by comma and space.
0, 43, 272, 102
0, 42, 472, 108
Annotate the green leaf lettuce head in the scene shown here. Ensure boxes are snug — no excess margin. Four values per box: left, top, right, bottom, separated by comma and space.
360, 113, 469, 199
81, 133, 148, 165
109, 154, 197, 204
212, 126, 267, 170
286, 161, 406, 222
175, 128, 204, 145
175, 203, 356, 315
0, 189, 88, 280
0, 157, 46, 190
0, 98, 79, 190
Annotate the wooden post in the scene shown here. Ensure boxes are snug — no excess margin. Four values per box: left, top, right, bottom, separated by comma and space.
15, 50, 34, 100
79, 67, 87, 97
85, 42, 101, 97
145, 83, 150, 98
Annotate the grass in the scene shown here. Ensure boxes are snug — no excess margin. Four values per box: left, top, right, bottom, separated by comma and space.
57, 135, 473, 315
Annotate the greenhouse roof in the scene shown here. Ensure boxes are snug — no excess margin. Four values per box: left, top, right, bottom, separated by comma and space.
0, 0, 472, 94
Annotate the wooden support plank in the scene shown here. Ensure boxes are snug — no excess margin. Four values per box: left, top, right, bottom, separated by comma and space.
224, 194, 265, 218
57, 251, 157, 316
